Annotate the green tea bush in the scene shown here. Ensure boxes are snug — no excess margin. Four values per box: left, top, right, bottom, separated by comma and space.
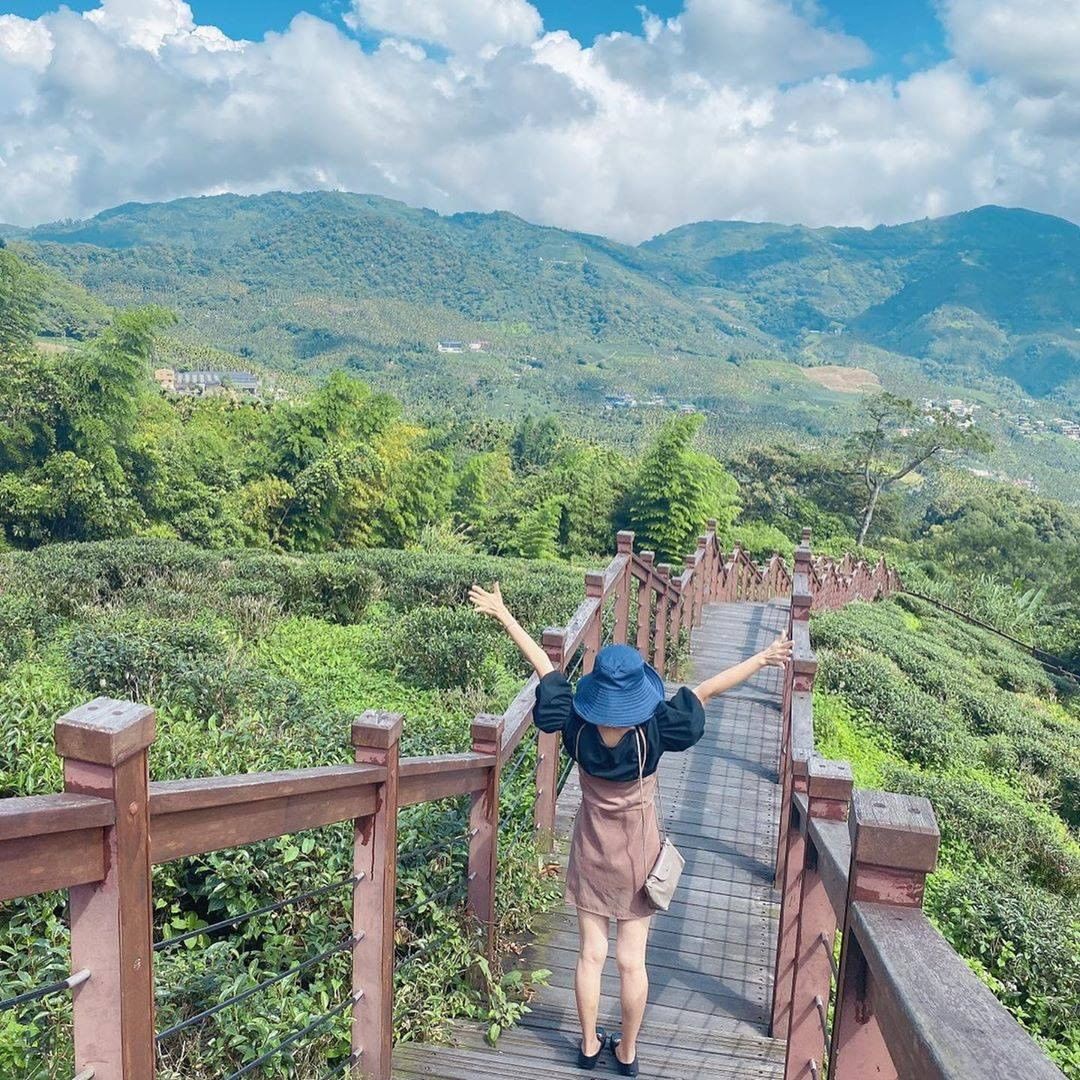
66, 612, 231, 702
377, 605, 516, 692
343, 549, 581, 630
928, 870, 1080, 1066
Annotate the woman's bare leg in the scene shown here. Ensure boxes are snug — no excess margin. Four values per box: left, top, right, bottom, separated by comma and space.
575, 909, 610, 1054
615, 914, 652, 1062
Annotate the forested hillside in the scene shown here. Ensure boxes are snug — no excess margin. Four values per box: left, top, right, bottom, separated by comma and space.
7, 192, 1080, 498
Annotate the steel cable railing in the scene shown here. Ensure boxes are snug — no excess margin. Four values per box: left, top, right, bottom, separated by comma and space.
155, 934, 357, 1043
154, 872, 361, 953
221, 994, 358, 1080
0, 968, 90, 1013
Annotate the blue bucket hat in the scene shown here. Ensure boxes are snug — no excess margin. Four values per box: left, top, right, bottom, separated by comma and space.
574, 644, 665, 728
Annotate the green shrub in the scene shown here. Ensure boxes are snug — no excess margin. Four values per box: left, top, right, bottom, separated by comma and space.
378, 605, 515, 692
928, 869, 1080, 1068
66, 613, 230, 702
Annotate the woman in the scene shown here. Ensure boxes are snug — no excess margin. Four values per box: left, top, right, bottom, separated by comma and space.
469, 581, 792, 1076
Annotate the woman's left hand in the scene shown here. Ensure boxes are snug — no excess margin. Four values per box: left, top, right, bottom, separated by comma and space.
758, 636, 793, 668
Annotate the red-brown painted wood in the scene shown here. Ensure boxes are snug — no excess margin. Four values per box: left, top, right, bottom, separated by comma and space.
612, 531, 635, 644
59, 699, 157, 1080
783, 760, 853, 1080
535, 628, 565, 847
351, 710, 402, 1080
828, 790, 939, 1079
468, 713, 504, 959
636, 552, 655, 659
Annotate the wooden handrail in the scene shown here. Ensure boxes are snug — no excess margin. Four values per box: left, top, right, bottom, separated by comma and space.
0, 524, 916, 1080
771, 533, 1062, 1079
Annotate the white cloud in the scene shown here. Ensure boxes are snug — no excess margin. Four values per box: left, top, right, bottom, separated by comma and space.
347, 0, 543, 57
942, 0, 1080, 94
0, 0, 1077, 238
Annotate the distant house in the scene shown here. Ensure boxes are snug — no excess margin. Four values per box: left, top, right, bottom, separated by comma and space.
171, 370, 261, 396
437, 340, 466, 353
468, 340, 491, 352
153, 367, 176, 392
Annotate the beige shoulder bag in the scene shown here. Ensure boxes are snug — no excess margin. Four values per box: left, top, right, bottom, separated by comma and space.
635, 728, 684, 912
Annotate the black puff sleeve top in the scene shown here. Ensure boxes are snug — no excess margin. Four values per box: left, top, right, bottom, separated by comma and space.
532, 671, 706, 781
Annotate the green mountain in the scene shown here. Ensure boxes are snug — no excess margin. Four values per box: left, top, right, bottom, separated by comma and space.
8, 192, 1080, 496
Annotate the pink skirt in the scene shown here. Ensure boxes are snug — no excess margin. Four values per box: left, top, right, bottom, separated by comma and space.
565, 769, 661, 920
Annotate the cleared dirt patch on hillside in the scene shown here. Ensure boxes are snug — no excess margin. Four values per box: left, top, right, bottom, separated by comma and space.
802, 365, 881, 393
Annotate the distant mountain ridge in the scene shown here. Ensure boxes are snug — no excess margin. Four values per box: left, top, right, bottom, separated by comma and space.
10, 191, 1080, 401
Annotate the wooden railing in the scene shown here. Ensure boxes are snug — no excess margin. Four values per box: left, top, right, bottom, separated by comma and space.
2, 523, 1055, 1079
771, 533, 1065, 1080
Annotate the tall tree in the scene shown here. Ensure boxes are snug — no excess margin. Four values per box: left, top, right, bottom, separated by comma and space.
849, 393, 993, 546
0, 247, 40, 356
626, 414, 740, 562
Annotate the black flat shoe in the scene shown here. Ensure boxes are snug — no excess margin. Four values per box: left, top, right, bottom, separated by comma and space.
608, 1033, 639, 1077
577, 1027, 608, 1070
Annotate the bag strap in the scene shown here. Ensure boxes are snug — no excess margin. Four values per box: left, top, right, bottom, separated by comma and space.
636, 727, 647, 872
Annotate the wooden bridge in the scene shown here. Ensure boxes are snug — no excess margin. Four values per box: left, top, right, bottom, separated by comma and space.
0, 527, 1066, 1079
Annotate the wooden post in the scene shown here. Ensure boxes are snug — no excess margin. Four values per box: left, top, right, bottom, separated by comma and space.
770, 749, 812, 1039
682, 555, 696, 632
613, 531, 634, 644
653, 564, 670, 675
58, 698, 156, 1080
668, 575, 683, 673
705, 519, 718, 601
583, 571, 605, 675
775, 617, 815, 888
784, 759, 854, 1080
828, 791, 940, 1080
351, 710, 403, 1080
636, 552, 654, 660
695, 535, 708, 623
535, 628, 565, 846
468, 713, 504, 960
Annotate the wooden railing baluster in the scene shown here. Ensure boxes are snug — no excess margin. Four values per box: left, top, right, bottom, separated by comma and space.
351, 710, 403, 1080
653, 564, 670, 674
58, 698, 157, 1080
583, 571, 605, 675
612, 530, 634, 644
468, 714, 504, 960
535, 628, 566, 846
636, 551, 655, 658
783, 759, 854, 1080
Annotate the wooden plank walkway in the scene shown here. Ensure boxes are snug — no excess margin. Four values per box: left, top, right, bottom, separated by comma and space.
395, 601, 789, 1079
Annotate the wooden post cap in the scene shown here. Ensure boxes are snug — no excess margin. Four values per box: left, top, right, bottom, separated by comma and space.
640, 550, 655, 566
801, 527, 812, 542
541, 626, 565, 648
850, 790, 940, 874
669, 576, 683, 592
656, 563, 672, 580
351, 710, 403, 750
55, 698, 155, 766
584, 570, 605, 597
706, 518, 717, 530
697, 535, 708, 549
470, 713, 505, 747
683, 555, 695, 568
807, 757, 854, 804
616, 530, 634, 553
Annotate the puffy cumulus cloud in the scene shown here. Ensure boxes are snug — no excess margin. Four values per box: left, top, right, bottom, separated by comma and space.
942, 0, 1080, 95
0, 0, 1078, 238
592, 0, 871, 90
346, 0, 543, 58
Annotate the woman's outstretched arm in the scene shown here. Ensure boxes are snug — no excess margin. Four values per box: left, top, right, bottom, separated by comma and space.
692, 636, 792, 704
469, 582, 555, 677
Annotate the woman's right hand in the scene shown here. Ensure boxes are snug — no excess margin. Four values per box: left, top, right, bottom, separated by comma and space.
469, 581, 508, 622
758, 636, 793, 668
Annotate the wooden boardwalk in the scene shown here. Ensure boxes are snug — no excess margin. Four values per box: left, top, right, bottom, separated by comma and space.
395, 601, 789, 1079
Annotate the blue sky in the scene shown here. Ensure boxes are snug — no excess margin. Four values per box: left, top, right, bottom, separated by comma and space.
4, 0, 947, 76
0, 0, 1075, 236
